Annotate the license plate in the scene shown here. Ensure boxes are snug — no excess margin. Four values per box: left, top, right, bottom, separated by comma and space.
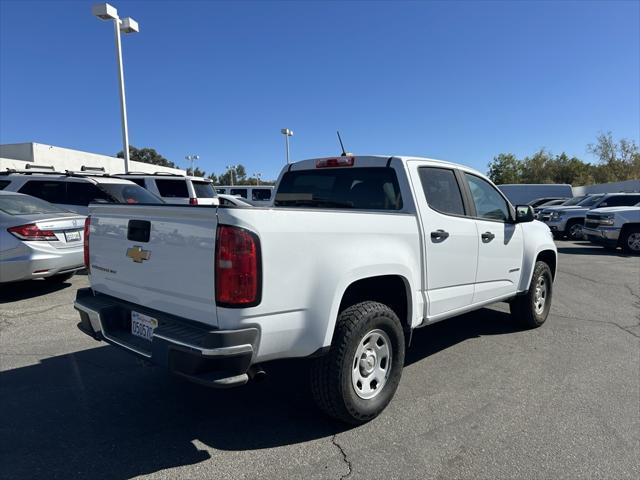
65, 230, 81, 242
131, 311, 158, 342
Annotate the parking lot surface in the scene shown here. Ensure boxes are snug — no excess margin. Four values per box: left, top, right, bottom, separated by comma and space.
1, 241, 638, 480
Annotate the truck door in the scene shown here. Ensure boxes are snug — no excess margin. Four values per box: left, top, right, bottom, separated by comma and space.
461, 173, 524, 303
409, 164, 479, 317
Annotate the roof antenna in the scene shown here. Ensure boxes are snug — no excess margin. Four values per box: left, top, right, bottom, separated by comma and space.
336, 130, 349, 157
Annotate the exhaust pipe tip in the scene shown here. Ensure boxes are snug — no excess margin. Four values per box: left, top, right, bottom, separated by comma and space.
247, 364, 267, 382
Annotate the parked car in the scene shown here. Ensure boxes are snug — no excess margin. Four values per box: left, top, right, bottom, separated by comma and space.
0, 191, 86, 283
115, 173, 219, 206
533, 198, 571, 219
74, 155, 557, 424
541, 193, 640, 240
215, 186, 274, 206
217, 194, 254, 207
0, 169, 164, 215
528, 197, 570, 208
498, 184, 573, 205
583, 202, 640, 253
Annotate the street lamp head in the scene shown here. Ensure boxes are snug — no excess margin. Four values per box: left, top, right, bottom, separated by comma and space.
120, 17, 139, 34
92, 3, 118, 20
281, 128, 293, 136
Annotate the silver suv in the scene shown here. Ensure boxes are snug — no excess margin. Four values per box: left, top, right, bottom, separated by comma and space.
0, 168, 163, 215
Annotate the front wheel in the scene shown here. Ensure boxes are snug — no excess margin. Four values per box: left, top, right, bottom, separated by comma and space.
621, 227, 640, 254
310, 301, 405, 424
566, 220, 584, 240
510, 261, 553, 328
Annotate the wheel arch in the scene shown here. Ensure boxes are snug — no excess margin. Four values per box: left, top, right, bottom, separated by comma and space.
536, 249, 557, 279
326, 273, 415, 347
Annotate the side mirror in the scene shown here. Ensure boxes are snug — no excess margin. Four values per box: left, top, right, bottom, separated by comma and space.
515, 205, 535, 223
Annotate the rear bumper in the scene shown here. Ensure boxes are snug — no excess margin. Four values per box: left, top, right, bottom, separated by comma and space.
583, 226, 620, 247
74, 288, 259, 388
0, 245, 83, 283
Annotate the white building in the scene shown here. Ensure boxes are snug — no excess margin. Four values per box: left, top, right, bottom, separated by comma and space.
0, 142, 185, 175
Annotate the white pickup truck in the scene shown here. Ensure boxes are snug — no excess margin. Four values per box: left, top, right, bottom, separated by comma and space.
583, 203, 640, 253
74, 155, 557, 424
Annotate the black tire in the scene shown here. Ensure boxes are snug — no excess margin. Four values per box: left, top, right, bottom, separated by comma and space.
310, 301, 405, 425
510, 261, 553, 329
565, 219, 584, 240
44, 272, 75, 283
620, 226, 640, 254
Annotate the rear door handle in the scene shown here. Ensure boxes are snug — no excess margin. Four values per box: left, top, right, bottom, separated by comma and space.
431, 229, 450, 241
481, 231, 495, 243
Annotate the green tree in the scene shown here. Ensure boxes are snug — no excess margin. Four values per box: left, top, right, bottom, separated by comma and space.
487, 153, 522, 184
186, 167, 207, 177
588, 132, 640, 182
116, 146, 177, 169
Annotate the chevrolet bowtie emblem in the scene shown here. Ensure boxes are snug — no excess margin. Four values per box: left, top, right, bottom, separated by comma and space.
126, 246, 151, 263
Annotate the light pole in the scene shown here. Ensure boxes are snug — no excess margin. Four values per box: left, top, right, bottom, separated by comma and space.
281, 128, 293, 164
92, 3, 139, 173
226, 165, 236, 186
185, 155, 199, 175
253, 172, 261, 186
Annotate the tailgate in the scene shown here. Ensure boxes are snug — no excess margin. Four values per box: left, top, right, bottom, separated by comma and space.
88, 204, 218, 326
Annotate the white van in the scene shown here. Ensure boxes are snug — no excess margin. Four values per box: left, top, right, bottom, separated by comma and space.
116, 173, 219, 206
214, 185, 274, 206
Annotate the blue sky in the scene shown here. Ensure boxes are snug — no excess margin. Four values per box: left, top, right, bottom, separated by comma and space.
1, 0, 638, 179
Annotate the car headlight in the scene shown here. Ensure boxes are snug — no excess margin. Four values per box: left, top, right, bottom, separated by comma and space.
600, 215, 615, 226
550, 211, 564, 220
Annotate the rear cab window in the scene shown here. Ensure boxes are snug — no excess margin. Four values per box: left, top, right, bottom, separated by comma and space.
275, 167, 403, 210
155, 179, 189, 198
192, 180, 216, 198
0, 180, 10, 190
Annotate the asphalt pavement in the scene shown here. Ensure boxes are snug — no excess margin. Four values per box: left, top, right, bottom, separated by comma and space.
1, 241, 638, 480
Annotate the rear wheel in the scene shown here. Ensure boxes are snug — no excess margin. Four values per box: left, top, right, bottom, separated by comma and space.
621, 227, 640, 254
44, 272, 75, 283
510, 261, 553, 328
310, 301, 405, 424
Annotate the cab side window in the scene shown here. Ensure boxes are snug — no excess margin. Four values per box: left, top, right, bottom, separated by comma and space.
418, 167, 465, 216
18, 180, 67, 204
464, 173, 511, 222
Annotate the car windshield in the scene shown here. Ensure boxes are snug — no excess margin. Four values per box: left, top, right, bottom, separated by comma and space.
192, 181, 216, 198
98, 183, 164, 204
0, 194, 70, 215
561, 196, 586, 206
275, 167, 403, 210
578, 194, 605, 207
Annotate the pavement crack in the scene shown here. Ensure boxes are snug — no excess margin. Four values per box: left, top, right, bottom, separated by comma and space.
0, 302, 70, 320
554, 313, 640, 338
331, 433, 352, 480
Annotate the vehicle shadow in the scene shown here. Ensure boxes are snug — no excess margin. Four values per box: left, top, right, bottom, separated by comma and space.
0, 307, 521, 479
0, 279, 73, 303
556, 245, 632, 258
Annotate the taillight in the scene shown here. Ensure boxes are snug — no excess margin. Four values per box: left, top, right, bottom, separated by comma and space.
316, 157, 355, 168
83, 216, 91, 271
215, 225, 260, 306
189, 197, 198, 205
8, 224, 57, 241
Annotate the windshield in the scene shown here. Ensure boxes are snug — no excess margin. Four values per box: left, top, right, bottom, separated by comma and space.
98, 183, 164, 204
578, 194, 605, 207
0, 194, 70, 215
275, 167, 403, 210
561, 196, 585, 206
192, 181, 216, 198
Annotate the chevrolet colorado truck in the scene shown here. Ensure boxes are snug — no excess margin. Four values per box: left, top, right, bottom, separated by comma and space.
74, 155, 557, 424
583, 202, 640, 253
